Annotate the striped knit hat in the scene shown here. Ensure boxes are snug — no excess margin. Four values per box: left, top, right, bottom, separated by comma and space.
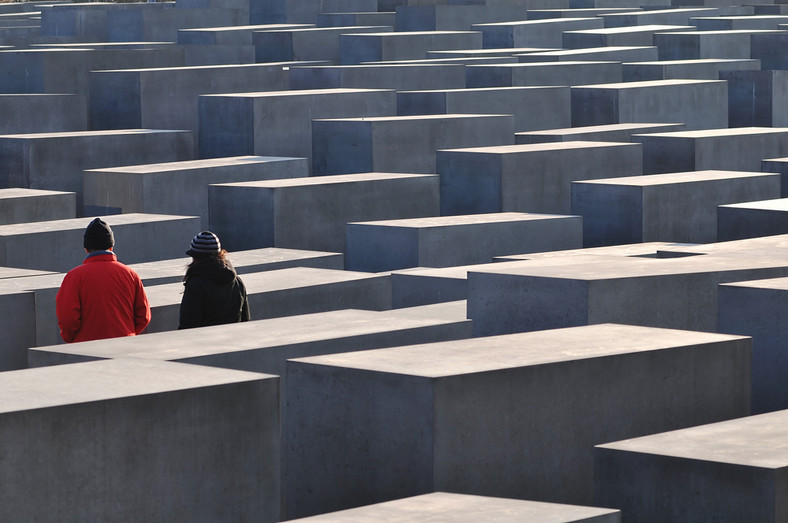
186, 231, 221, 257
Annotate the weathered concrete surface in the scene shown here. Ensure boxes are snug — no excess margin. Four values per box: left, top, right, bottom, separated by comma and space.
595, 411, 788, 523
717, 199, 788, 242
0, 359, 280, 522
516, 122, 684, 144
284, 323, 750, 517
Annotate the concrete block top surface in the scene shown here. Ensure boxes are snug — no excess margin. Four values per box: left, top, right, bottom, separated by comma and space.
345, 30, 480, 37
576, 169, 777, 187
398, 86, 562, 95
520, 122, 683, 136
474, 60, 619, 69
315, 113, 510, 123
146, 267, 384, 305
0, 213, 195, 237
440, 140, 637, 155
289, 323, 747, 378
201, 88, 392, 99
185, 24, 314, 32
92, 62, 308, 74
288, 492, 620, 522
660, 29, 786, 35
430, 48, 557, 56
720, 275, 788, 291
0, 129, 189, 140
350, 212, 575, 228
0, 188, 73, 199
624, 58, 760, 66
635, 126, 788, 139
597, 409, 788, 469
0, 359, 272, 414
31, 308, 468, 362
213, 172, 436, 189
259, 25, 391, 34
475, 17, 600, 27
85, 156, 300, 175
720, 198, 788, 211
572, 78, 725, 90
565, 24, 694, 34
0, 267, 58, 280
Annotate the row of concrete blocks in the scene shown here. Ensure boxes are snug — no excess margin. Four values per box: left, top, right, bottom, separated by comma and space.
6, 315, 781, 521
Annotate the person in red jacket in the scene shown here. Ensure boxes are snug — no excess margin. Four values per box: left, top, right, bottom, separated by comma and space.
56, 218, 151, 343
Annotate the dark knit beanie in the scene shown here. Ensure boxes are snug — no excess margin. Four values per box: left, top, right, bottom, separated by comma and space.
83, 218, 114, 251
186, 231, 221, 257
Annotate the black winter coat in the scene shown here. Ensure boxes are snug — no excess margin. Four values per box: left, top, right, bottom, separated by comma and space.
178, 257, 250, 329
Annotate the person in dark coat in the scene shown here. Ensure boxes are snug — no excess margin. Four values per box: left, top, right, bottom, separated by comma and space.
178, 231, 250, 329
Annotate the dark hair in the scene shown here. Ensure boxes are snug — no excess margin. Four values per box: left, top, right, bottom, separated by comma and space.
183, 249, 230, 283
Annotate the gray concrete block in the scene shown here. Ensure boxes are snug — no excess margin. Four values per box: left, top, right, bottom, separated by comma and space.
623, 58, 760, 81
515, 122, 685, 144
750, 31, 788, 70
29, 308, 471, 380
0, 47, 184, 95
475, 18, 604, 48
563, 24, 694, 48
600, 7, 718, 26
0, 188, 76, 224
177, 23, 313, 45
526, 7, 641, 19
312, 114, 515, 175
692, 14, 788, 30
396, 5, 529, 31
0, 129, 195, 213
89, 62, 316, 134
717, 199, 788, 241
340, 30, 483, 64
0, 213, 200, 273
209, 173, 439, 253
466, 251, 788, 335
571, 79, 728, 129
595, 411, 788, 522
571, 170, 781, 246
0, 94, 87, 133
721, 70, 788, 127
397, 86, 570, 132
517, 45, 659, 62
654, 29, 785, 60
253, 26, 392, 63
427, 47, 557, 58
287, 492, 621, 522
83, 156, 308, 229
763, 157, 788, 197
105, 6, 248, 43
284, 324, 750, 517
0, 359, 280, 522
143, 267, 393, 333
197, 88, 396, 163
718, 276, 788, 412
288, 64, 466, 91
346, 213, 583, 272
466, 60, 622, 88
634, 127, 788, 174
438, 141, 642, 215
318, 12, 396, 28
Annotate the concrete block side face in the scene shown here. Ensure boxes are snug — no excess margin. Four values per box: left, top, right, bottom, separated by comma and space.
0, 379, 281, 522
272, 176, 439, 252
312, 120, 373, 175
438, 151, 502, 215
654, 33, 697, 60
284, 363, 434, 519
571, 88, 620, 127
718, 284, 788, 413
468, 273, 589, 336
751, 33, 788, 70
209, 185, 275, 251
198, 96, 254, 159
642, 175, 780, 244
636, 136, 696, 174
594, 449, 774, 522
0, 292, 35, 371
466, 66, 513, 88
89, 72, 141, 130
391, 273, 468, 309
397, 92, 447, 117
340, 34, 384, 65
0, 139, 28, 188
717, 206, 788, 242
618, 82, 727, 131
435, 339, 750, 505
345, 225, 419, 272
572, 183, 642, 247
723, 71, 775, 127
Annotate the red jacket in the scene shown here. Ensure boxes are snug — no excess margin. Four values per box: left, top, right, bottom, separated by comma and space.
56, 252, 151, 343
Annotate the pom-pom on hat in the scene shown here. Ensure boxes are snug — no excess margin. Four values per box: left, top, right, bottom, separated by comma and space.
186, 231, 221, 257
83, 218, 114, 251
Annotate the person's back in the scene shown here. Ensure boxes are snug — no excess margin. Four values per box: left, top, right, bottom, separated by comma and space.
178, 231, 250, 330
56, 218, 151, 343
